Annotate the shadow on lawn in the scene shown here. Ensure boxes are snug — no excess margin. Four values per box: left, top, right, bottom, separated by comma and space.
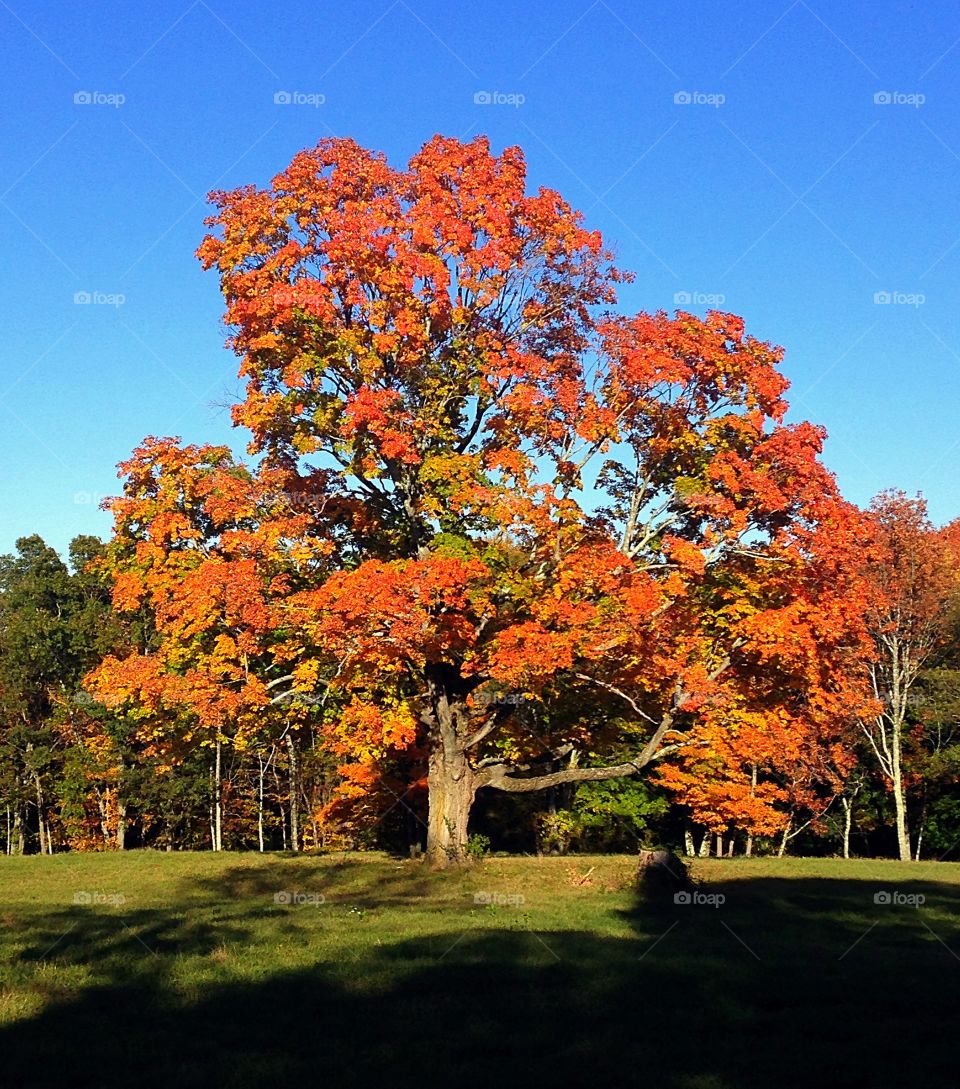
2, 873, 959, 1089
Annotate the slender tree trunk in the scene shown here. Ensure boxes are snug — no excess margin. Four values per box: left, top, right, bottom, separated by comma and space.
727, 839, 734, 858
744, 765, 757, 858
115, 757, 127, 851
257, 755, 266, 853
214, 738, 223, 852
698, 832, 710, 857
286, 734, 299, 853
684, 828, 695, 857
841, 795, 852, 860
715, 834, 723, 858
890, 722, 910, 862
116, 801, 127, 851
914, 801, 926, 861
778, 821, 791, 858
34, 776, 46, 856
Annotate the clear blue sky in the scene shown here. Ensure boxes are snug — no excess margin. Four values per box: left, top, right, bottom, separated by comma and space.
2, 0, 959, 558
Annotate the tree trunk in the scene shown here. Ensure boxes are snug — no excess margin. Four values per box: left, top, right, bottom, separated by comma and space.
116, 801, 127, 851
698, 832, 710, 857
425, 739, 474, 866
286, 734, 299, 853
745, 833, 753, 858
257, 755, 266, 853
778, 821, 791, 858
715, 833, 723, 858
841, 795, 852, 860
890, 722, 910, 862
914, 800, 926, 861
684, 828, 695, 857
115, 758, 127, 851
34, 775, 46, 856
214, 738, 223, 852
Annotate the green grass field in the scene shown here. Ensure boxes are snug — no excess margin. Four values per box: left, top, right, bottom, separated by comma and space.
1, 852, 958, 1088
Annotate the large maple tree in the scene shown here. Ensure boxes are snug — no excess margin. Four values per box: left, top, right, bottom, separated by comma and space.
93, 135, 864, 863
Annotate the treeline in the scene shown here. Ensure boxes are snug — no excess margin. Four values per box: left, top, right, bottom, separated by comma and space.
2, 506, 958, 861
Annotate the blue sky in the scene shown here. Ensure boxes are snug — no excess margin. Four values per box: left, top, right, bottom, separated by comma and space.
2, 0, 960, 558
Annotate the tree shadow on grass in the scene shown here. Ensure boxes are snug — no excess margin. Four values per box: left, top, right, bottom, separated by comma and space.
1, 874, 958, 1089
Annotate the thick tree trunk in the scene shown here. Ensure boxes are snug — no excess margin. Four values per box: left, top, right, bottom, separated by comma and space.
426, 741, 475, 866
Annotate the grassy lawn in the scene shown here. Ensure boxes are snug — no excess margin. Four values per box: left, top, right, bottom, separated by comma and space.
1, 852, 958, 1088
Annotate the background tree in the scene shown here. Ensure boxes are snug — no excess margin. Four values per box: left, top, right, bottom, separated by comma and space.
859, 492, 960, 861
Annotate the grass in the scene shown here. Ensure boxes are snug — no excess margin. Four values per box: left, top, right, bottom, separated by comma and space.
1, 851, 958, 1088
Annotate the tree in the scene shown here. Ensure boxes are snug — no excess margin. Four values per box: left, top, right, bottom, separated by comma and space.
859, 492, 960, 860
87, 134, 861, 865
0, 534, 123, 853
